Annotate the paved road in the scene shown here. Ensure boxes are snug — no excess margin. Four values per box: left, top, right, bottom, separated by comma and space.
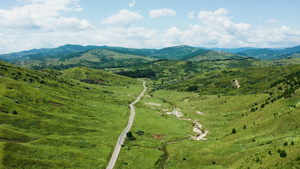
106, 81, 147, 169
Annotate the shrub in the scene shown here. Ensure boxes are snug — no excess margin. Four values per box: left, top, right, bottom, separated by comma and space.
280, 150, 287, 157
12, 110, 18, 115
291, 141, 295, 145
296, 154, 300, 161
187, 85, 198, 91
126, 132, 136, 141
284, 141, 288, 146
243, 125, 246, 129
232, 128, 236, 134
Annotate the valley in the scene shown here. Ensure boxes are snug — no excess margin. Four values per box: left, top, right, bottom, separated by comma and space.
0, 45, 300, 168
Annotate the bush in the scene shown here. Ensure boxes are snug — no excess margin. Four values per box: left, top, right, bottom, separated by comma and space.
284, 141, 288, 146
280, 150, 287, 157
12, 110, 18, 115
296, 154, 300, 161
187, 85, 198, 92
243, 125, 246, 129
126, 132, 136, 141
232, 128, 236, 134
291, 141, 295, 145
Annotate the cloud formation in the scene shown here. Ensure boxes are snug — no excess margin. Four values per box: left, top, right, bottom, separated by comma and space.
129, 0, 136, 8
268, 19, 277, 23
1, 5, 300, 54
149, 8, 176, 18
188, 11, 195, 19
0, 0, 93, 30
102, 9, 143, 27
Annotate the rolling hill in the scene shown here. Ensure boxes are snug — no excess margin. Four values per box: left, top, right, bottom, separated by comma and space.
0, 60, 145, 168
11, 48, 156, 70
236, 45, 300, 60
1, 44, 300, 168
1, 45, 247, 71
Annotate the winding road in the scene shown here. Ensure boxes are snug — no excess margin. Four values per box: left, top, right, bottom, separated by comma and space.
106, 81, 147, 169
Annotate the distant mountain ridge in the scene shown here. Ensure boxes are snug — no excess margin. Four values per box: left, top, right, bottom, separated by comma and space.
0, 44, 246, 70
2, 44, 300, 63
212, 45, 300, 60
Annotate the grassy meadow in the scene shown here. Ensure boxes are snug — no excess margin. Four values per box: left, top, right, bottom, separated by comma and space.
115, 84, 300, 168
1, 57, 300, 168
0, 61, 144, 168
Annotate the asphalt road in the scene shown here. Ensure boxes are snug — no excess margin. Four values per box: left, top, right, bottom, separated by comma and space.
106, 81, 147, 169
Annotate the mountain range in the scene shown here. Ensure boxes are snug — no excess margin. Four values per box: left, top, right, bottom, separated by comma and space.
1, 45, 300, 68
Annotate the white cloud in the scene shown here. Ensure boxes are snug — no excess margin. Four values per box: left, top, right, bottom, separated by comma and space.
268, 19, 277, 23
188, 11, 195, 19
163, 27, 183, 46
102, 9, 143, 27
149, 8, 176, 18
0, 0, 93, 30
1, 7, 300, 54
129, 0, 136, 8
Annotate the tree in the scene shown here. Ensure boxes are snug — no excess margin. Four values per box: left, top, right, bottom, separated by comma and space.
232, 128, 236, 134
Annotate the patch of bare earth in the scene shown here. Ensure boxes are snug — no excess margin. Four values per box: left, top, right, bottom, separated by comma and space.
233, 78, 241, 88
196, 111, 204, 115
0, 109, 8, 114
165, 107, 209, 141
145, 102, 161, 107
166, 108, 183, 118
153, 134, 165, 141
49, 101, 62, 106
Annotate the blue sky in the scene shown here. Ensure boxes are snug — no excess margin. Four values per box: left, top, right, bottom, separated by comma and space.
0, 0, 300, 54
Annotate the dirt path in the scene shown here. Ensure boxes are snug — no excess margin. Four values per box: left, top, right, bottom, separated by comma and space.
106, 81, 147, 169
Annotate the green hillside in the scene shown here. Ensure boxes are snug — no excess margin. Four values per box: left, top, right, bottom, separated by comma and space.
236, 45, 300, 60
0, 61, 144, 168
106, 57, 294, 86
1, 46, 300, 168
12, 48, 155, 70
112, 64, 300, 168
1, 45, 249, 71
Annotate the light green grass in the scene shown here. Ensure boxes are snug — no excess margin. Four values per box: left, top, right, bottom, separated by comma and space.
0, 61, 144, 168
116, 84, 300, 168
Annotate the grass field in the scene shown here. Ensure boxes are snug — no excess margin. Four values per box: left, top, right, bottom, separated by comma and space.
0, 61, 144, 168
115, 79, 300, 168
1, 59, 300, 168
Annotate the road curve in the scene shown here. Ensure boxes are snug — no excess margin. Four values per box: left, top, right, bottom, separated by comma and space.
106, 81, 147, 169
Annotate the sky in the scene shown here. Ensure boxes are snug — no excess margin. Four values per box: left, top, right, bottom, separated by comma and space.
0, 0, 300, 54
